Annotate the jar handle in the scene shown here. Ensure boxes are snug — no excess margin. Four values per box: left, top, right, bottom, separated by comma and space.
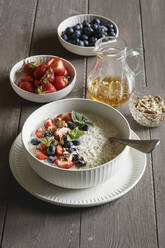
126, 48, 143, 76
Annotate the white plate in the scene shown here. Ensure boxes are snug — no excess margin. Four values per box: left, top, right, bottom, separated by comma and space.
9, 131, 146, 207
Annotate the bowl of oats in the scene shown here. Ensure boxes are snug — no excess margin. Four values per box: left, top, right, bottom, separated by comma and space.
22, 98, 131, 189
129, 88, 165, 127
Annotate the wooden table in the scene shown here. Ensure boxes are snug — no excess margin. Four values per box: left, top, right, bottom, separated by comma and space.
0, 0, 165, 247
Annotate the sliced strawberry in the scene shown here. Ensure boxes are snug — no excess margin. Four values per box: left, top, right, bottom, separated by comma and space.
54, 127, 69, 138
55, 158, 74, 169
42, 82, 56, 93
34, 64, 48, 80
20, 75, 34, 82
44, 118, 53, 129
40, 143, 48, 151
56, 113, 72, 122
42, 89, 57, 93
36, 152, 48, 160
47, 58, 56, 67
56, 144, 63, 156
35, 129, 43, 138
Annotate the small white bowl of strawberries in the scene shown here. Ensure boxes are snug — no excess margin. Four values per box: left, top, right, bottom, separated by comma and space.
10, 55, 76, 103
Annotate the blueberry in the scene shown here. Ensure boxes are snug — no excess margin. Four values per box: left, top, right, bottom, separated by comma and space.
84, 40, 89, 46
75, 160, 86, 167
47, 156, 56, 163
61, 33, 68, 41
84, 27, 94, 36
90, 36, 97, 44
73, 24, 81, 30
83, 116, 88, 122
75, 38, 80, 45
72, 139, 81, 146
46, 145, 56, 156
79, 23, 83, 29
73, 154, 80, 161
67, 147, 76, 153
83, 20, 90, 27
78, 40, 84, 46
109, 31, 116, 36
81, 34, 88, 40
72, 30, 81, 38
44, 131, 53, 137
93, 24, 99, 30
66, 27, 74, 35
107, 23, 114, 29
67, 121, 74, 129
92, 18, 101, 25
68, 39, 76, 45
64, 140, 73, 148
101, 25, 108, 32
81, 124, 89, 131
31, 138, 41, 145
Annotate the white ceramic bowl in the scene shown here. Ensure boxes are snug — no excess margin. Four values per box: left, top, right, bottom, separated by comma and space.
57, 14, 119, 56
10, 55, 76, 103
22, 98, 131, 189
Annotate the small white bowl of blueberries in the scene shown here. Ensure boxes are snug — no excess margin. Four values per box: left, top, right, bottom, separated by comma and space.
57, 14, 119, 56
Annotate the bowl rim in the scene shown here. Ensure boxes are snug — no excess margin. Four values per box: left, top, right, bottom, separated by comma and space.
22, 98, 131, 172
57, 14, 119, 49
9, 54, 77, 96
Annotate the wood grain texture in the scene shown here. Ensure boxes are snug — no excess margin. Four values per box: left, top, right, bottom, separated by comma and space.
2, 0, 87, 248
0, 0, 37, 245
140, 0, 165, 247
80, 0, 158, 247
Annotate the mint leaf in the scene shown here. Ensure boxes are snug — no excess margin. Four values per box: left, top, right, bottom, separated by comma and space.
40, 137, 54, 147
72, 111, 84, 124
85, 121, 94, 126
72, 111, 94, 128
67, 127, 84, 141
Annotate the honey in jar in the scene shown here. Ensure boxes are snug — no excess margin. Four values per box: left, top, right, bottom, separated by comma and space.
87, 36, 141, 106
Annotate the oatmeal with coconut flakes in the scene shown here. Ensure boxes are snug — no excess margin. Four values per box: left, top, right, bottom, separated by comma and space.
29, 111, 124, 169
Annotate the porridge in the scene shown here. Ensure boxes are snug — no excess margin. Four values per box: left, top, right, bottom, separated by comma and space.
29, 111, 124, 169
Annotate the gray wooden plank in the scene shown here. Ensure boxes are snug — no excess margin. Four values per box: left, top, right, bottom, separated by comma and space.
80, 0, 158, 247
140, 0, 165, 247
0, 0, 37, 245
2, 0, 87, 248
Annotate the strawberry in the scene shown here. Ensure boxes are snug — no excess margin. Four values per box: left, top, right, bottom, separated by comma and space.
20, 75, 34, 82
51, 57, 65, 76
34, 80, 40, 87
44, 118, 53, 129
56, 144, 63, 156
55, 158, 74, 169
42, 81, 56, 93
54, 76, 67, 90
36, 152, 48, 160
47, 58, 56, 67
54, 127, 69, 138
18, 81, 34, 93
34, 64, 48, 80
22, 61, 40, 76
56, 113, 72, 122
63, 69, 69, 77
40, 143, 48, 151
35, 129, 43, 138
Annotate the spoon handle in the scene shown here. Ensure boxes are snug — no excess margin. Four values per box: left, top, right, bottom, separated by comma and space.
109, 137, 160, 153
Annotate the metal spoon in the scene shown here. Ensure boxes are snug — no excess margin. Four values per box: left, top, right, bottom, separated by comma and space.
109, 137, 160, 153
